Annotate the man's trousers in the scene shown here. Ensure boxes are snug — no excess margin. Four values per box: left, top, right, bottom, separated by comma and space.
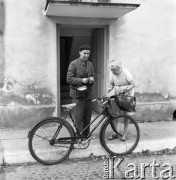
73, 98, 92, 136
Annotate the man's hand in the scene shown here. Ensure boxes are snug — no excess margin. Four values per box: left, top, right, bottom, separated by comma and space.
82, 78, 89, 84
89, 76, 94, 84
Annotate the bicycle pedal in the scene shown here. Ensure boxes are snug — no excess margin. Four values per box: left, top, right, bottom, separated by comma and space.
76, 139, 85, 144
74, 140, 88, 149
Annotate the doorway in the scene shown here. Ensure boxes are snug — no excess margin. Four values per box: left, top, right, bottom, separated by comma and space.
59, 26, 108, 109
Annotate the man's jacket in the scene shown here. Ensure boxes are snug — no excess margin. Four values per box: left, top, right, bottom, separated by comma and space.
67, 57, 95, 99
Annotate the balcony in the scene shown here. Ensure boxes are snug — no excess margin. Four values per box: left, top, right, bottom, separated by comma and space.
44, 0, 140, 19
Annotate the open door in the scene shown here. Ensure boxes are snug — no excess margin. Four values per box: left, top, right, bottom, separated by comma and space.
91, 28, 106, 98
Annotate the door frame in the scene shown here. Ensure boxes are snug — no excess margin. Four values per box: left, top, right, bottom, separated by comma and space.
91, 27, 110, 99
57, 25, 110, 115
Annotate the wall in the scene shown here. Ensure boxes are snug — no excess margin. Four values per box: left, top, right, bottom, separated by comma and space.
0, 0, 57, 127
1, 0, 176, 126
0, 0, 4, 79
109, 0, 176, 121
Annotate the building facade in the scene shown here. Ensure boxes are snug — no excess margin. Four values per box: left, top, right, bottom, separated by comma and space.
0, 0, 176, 128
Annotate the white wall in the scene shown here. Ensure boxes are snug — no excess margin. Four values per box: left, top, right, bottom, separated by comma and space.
4, 0, 57, 95
109, 0, 176, 98
0, 0, 57, 127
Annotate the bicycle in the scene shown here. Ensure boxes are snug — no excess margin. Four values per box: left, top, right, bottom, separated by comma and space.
28, 96, 140, 165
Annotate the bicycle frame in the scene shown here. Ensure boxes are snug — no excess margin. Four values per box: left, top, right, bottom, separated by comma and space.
56, 100, 123, 144
79, 107, 111, 138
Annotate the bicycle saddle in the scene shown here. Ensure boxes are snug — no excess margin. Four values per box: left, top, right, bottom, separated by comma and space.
61, 103, 76, 110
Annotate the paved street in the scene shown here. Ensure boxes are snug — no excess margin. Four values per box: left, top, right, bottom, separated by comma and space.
0, 153, 176, 180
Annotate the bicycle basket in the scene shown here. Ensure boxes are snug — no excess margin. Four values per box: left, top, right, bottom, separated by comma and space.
108, 98, 121, 117
116, 95, 136, 112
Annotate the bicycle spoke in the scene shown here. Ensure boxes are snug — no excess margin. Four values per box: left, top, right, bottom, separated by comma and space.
33, 134, 50, 141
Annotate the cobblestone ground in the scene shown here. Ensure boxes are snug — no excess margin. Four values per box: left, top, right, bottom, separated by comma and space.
0, 154, 176, 180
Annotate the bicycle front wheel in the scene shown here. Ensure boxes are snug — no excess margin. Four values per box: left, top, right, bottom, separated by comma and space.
28, 117, 75, 165
100, 115, 140, 156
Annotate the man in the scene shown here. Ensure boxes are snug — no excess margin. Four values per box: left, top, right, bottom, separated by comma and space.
67, 45, 95, 137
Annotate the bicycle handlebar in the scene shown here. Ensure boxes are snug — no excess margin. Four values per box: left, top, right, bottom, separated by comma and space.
96, 96, 110, 107
93, 95, 118, 107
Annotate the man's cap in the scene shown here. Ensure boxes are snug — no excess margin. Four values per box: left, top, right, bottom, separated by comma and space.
79, 45, 91, 51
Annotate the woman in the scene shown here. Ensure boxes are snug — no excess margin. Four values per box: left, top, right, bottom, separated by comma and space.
107, 59, 135, 141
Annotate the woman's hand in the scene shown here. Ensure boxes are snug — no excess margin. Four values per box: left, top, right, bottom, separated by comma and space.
107, 87, 115, 93
115, 86, 124, 94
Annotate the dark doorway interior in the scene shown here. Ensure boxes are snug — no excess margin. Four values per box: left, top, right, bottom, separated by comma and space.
60, 37, 73, 105
60, 29, 92, 105
60, 37, 73, 85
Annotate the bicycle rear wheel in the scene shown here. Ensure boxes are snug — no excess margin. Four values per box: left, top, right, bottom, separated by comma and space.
100, 115, 140, 156
28, 117, 75, 165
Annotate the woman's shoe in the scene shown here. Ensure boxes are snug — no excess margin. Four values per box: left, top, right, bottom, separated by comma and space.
107, 134, 119, 140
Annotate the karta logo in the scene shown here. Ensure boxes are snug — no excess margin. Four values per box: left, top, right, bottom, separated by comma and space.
104, 156, 125, 179
103, 156, 176, 179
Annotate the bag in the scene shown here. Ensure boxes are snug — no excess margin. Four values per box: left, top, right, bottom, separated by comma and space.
75, 86, 89, 98
116, 95, 136, 112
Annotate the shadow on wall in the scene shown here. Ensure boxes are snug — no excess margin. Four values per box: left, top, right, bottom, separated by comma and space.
173, 110, 176, 121
0, 1, 5, 35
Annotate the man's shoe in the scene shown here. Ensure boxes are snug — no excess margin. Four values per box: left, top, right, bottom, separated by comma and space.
107, 134, 119, 140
